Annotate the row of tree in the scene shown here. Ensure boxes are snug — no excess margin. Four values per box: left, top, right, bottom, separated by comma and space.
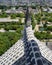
34, 32, 52, 40
0, 11, 25, 18
31, 13, 36, 29
10, 13, 25, 19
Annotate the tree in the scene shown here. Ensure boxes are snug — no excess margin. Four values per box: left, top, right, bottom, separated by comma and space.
10, 14, 16, 19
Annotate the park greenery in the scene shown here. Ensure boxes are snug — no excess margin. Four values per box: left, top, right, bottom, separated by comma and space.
10, 13, 25, 19
0, 22, 24, 56
0, 22, 24, 31
0, 6, 25, 56
46, 26, 52, 31
41, 23, 52, 32
0, 32, 22, 56
34, 12, 52, 23
0, 12, 25, 19
0, 12, 8, 18
31, 13, 36, 29
0, 11, 25, 18
34, 11, 52, 40
0, 5, 26, 10
34, 32, 52, 40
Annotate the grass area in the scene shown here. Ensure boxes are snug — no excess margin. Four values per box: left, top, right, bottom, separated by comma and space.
33, 12, 52, 40
46, 26, 52, 31
0, 22, 24, 56
34, 12, 52, 23
0, 22, 24, 31
0, 12, 25, 18
31, 13, 36, 29
10, 13, 25, 19
0, 12, 8, 18
34, 32, 52, 40
0, 32, 22, 56
39, 25, 52, 32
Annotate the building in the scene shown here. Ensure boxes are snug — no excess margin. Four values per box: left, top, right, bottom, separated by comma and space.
0, 0, 52, 6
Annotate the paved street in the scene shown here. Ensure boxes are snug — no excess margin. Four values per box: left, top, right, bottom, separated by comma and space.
0, 17, 25, 23
47, 42, 52, 50
0, 17, 19, 22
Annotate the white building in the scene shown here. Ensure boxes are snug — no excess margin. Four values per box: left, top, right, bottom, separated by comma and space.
0, 0, 50, 6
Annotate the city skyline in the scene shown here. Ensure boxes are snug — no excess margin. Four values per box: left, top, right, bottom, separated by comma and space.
0, 0, 52, 6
